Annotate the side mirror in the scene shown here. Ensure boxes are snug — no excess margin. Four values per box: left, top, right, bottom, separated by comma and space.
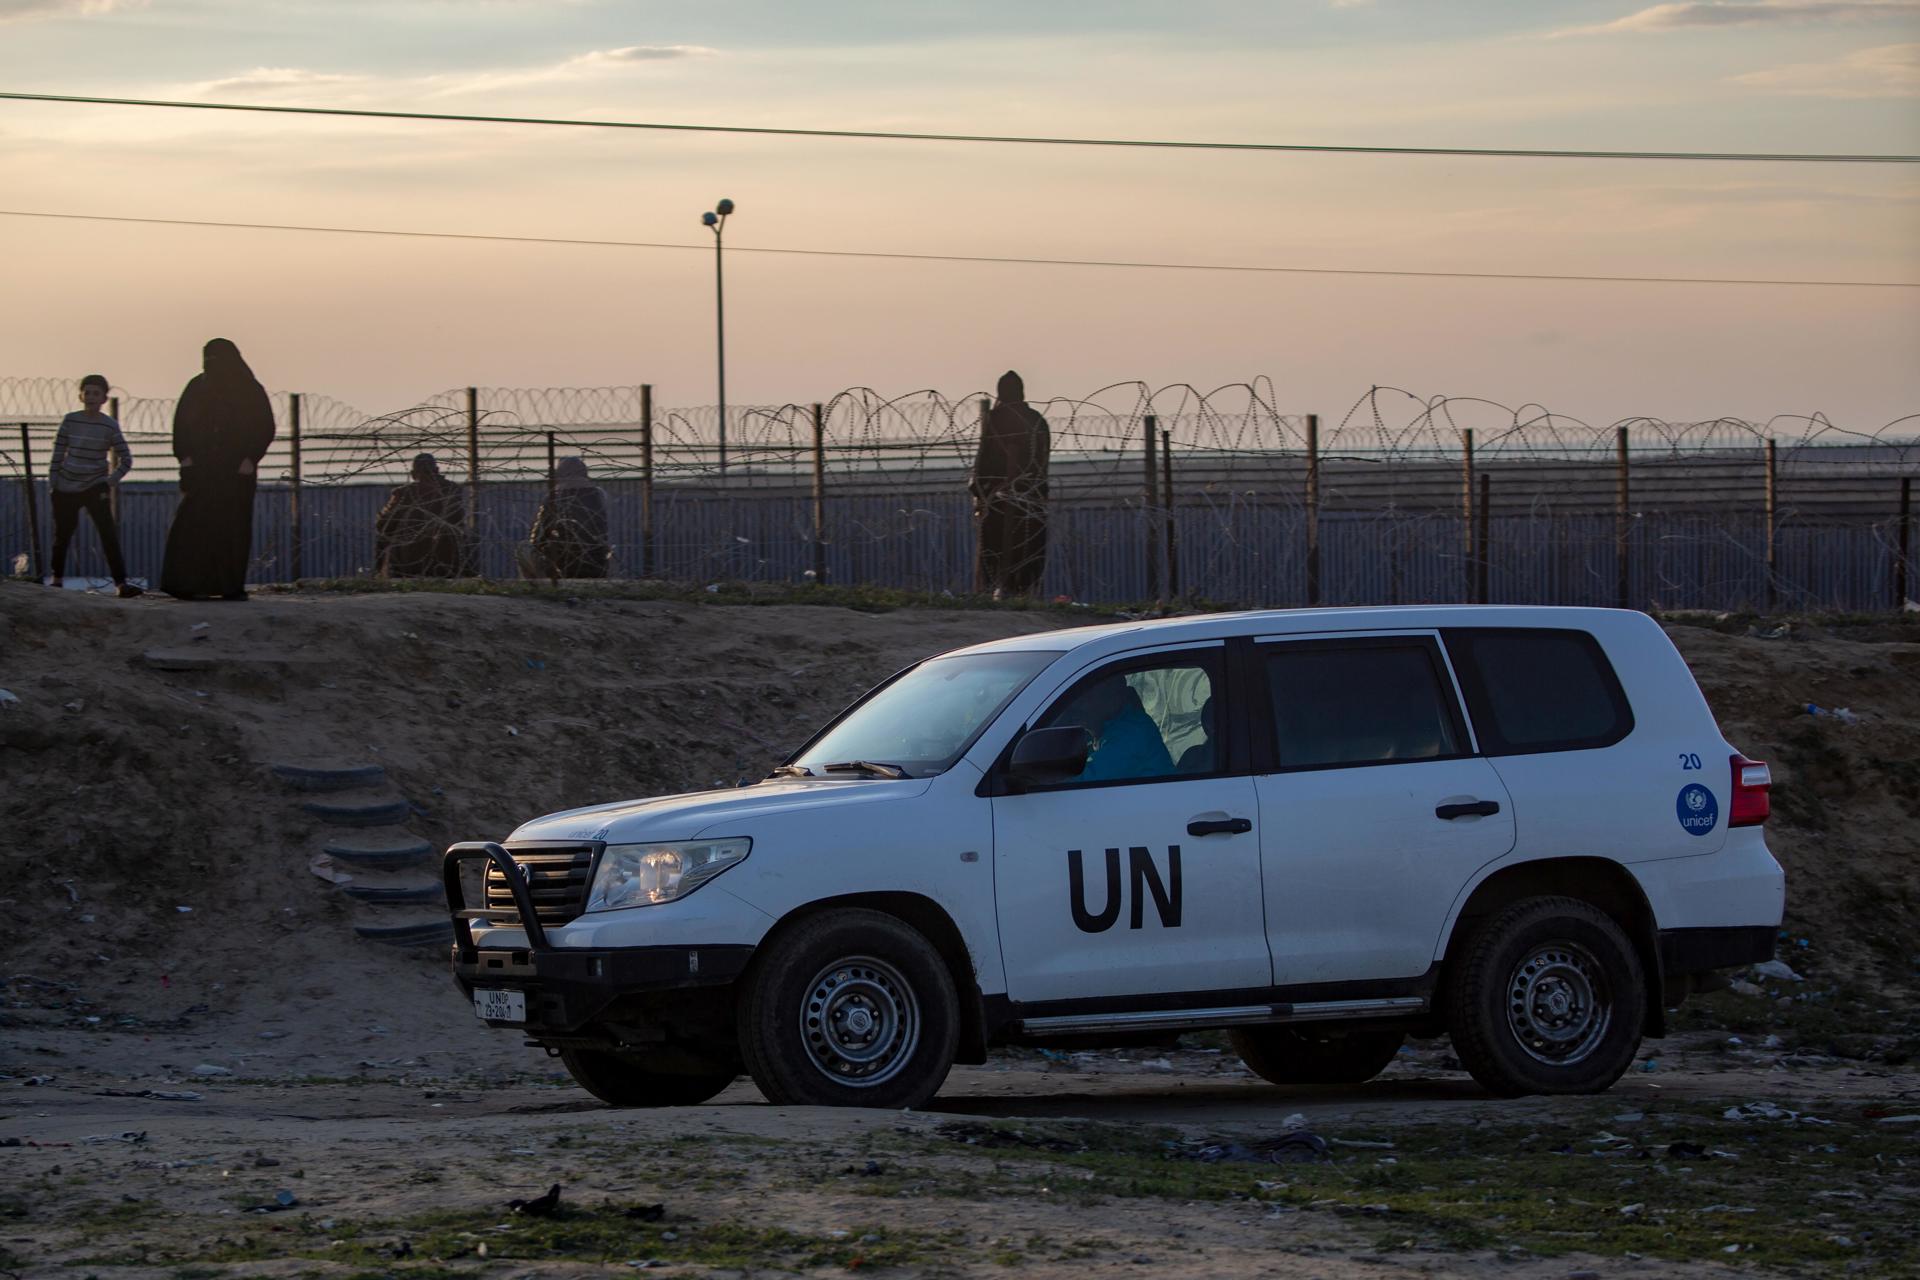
1008, 725, 1091, 789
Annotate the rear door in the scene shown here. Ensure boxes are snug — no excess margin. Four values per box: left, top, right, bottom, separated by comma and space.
1251, 632, 1516, 986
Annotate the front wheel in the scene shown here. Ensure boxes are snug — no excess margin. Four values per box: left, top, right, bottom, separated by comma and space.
558, 1048, 737, 1107
1230, 1026, 1405, 1086
1446, 895, 1646, 1097
737, 909, 959, 1109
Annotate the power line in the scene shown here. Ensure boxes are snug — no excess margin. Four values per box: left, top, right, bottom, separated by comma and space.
5, 207, 1911, 289
2, 90, 1915, 165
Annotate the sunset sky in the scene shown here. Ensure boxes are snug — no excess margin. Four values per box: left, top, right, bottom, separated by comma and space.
1, 0, 1915, 429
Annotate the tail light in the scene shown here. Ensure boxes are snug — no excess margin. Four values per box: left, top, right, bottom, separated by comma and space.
1730, 753, 1770, 827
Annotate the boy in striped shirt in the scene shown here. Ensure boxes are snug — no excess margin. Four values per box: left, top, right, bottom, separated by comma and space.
48, 373, 141, 597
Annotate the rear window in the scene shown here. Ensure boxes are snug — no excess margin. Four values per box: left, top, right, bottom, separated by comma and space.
1443, 628, 1633, 755
1264, 640, 1466, 770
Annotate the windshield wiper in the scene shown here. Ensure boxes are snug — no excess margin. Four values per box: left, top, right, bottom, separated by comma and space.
820, 760, 912, 780
767, 764, 814, 779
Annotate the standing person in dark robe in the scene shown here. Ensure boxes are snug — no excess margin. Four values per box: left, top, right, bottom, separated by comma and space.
969, 370, 1052, 599
160, 338, 275, 601
374, 452, 467, 577
521, 455, 611, 580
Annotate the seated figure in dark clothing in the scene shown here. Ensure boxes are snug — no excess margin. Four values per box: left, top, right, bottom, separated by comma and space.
522, 455, 611, 579
374, 452, 467, 577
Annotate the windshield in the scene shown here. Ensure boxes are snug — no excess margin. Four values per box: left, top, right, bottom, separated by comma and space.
789, 650, 1059, 777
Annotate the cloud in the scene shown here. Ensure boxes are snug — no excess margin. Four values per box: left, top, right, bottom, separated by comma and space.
1729, 41, 1920, 95
0, 0, 139, 21
1552, 1, 1920, 36
576, 45, 717, 64
189, 68, 370, 98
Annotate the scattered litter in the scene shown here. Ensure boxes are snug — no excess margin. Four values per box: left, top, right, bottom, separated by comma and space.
191, 622, 210, 632
307, 855, 353, 886
1613, 1111, 1645, 1124
64, 699, 84, 712
1728, 979, 1764, 997
1619, 1203, 1644, 1217
175, 905, 193, 914
1803, 704, 1858, 725
1875, 1114, 1920, 1125
22, 1075, 55, 1086
1280, 1112, 1307, 1132
509, 1184, 562, 1217
94, 1088, 202, 1101
257, 1030, 288, 1040
525, 658, 546, 671
1752, 959, 1804, 982
82, 1131, 147, 1145
1270, 1131, 1330, 1164
1640, 1058, 1659, 1072
245, 1190, 299, 1213
1140, 1057, 1173, 1072
0, 689, 18, 708
506, 726, 520, 737
704, 584, 721, 594
192, 1064, 233, 1077
1328, 1137, 1395, 1150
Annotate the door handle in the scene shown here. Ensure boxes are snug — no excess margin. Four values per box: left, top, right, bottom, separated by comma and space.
1187, 817, 1253, 836
1435, 800, 1501, 820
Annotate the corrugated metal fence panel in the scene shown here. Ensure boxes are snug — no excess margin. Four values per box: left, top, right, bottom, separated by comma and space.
0, 479, 1903, 611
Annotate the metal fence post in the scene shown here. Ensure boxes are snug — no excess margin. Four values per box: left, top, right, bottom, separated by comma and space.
811, 402, 827, 586
289, 392, 303, 581
1305, 413, 1321, 607
465, 387, 481, 573
1897, 476, 1912, 610
639, 385, 655, 579
1143, 414, 1160, 601
1461, 428, 1475, 602
107, 396, 121, 526
1764, 437, 1778, 611
1615, 427, 1630, 609
18, 424, 43, 580
546, 431, 558, 508
1477, 471, 1491, 604
1161, 426, 1178, 602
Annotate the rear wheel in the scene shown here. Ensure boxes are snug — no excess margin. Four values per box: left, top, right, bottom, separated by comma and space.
1446, 895, 1646, 1097
558, 1048, 736, 1107
738, 909, 959, 1109
1230, 1026, 1405, 1086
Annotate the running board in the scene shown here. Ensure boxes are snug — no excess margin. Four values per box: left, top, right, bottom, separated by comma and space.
1017, 996, 1425, 1037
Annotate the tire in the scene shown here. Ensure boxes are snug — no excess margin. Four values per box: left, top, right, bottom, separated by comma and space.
1446, 895, 1646, 1097
558, 1048, 737, 1107
737, 909, 960, 1109
1230, 1026, 1406, 1086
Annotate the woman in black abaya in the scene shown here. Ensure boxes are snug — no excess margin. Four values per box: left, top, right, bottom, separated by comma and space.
161, 339, 276, 600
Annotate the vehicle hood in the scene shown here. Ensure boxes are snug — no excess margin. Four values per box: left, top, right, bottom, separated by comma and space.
507, 776, 936, 844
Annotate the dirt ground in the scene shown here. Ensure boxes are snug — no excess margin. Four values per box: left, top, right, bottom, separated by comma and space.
3, 582, 1918, 1277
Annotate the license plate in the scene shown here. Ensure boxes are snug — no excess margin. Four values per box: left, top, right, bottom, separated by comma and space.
473, 988, 527, 1023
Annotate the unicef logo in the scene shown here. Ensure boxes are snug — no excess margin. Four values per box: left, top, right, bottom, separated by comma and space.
1675, 784, 1718, 836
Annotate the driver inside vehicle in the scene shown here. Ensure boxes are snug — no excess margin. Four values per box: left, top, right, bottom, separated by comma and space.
1058, 675, 1174, 782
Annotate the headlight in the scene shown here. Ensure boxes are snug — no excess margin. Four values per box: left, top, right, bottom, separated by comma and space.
584, 838, 751, 912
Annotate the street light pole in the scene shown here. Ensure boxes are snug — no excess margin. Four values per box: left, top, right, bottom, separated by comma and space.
702, 198, 735, 477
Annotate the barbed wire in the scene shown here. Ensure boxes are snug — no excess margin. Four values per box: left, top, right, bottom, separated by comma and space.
3, 375, 1913, 610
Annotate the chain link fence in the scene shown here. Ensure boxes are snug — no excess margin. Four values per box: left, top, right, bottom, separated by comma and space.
3, 377, 1914, 610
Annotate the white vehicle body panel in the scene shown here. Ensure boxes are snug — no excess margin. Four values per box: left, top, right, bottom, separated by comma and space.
466, 604, 1785, 1020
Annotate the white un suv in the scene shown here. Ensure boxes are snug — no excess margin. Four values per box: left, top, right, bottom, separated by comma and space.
447, 605, 1784, 1108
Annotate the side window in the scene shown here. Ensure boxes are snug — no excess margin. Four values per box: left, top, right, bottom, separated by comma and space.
1264, 640, 1465, 770
1443, 628, 1633, 755
1036, 653, 1221, 785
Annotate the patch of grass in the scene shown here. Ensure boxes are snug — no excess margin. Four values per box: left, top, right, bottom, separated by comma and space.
108, 1203, 974, 1273
892, 1106, 1918, 1273
265, 575, 1144, 618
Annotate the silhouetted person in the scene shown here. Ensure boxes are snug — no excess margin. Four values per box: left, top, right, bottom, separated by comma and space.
375, 452, 467, 577
521, 456, 610, 580
970, 370, 1051, 599
160, 338, 274, 601
48, 373, 141, 597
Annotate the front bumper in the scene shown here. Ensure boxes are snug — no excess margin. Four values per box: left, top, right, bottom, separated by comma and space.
445, 840, 760, 1035
453, 942, 754, 1032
